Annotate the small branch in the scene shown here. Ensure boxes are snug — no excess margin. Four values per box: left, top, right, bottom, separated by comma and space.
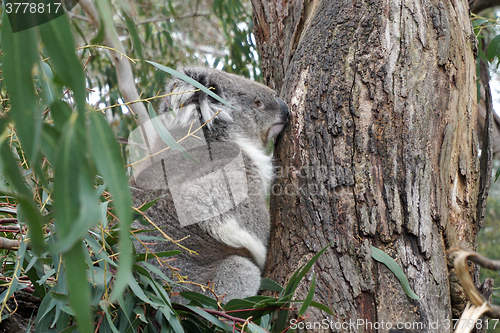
126, 110, 220, 168
0, 226, 20, 233
450, 248, 500, 318
0, 218, 18, 224
66, 12, 92, 23
135, 12, 209, 26
0, 237, 29, 251
79, 0, 150, 126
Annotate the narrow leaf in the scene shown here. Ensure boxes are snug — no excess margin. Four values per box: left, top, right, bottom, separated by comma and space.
63, 242, 93, 333
88, 111, 133, 302
309, 301, 334, 316
179, 291, 219, 309
370, 245, 420, 300
134, 250, 181, 262
146, 61, 234, 108
0, 144, 45, 253
283, 243, 331, 297
259, 278, 283, 293
298, 274, 315, 317
487, 34, 500, 61
182, 305, 233, 331
123, 12, 143, 60
2, 11, 41, 163
39, 15, 86, 115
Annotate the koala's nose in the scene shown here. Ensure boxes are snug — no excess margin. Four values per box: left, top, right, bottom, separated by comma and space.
276, 98, 289, 122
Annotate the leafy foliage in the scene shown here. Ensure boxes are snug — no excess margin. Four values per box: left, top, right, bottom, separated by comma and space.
0, 0, 327, 332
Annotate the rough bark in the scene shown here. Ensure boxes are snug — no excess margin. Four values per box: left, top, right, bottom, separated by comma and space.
252, 0, 488, 331
0, 290, 40, 333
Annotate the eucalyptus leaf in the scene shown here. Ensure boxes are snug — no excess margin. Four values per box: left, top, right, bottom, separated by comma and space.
2, 10, 41, 163
370, 245, 420, 300
259, 277, 283, 293
298, 274, 316, 317
182, 305, 232, 331
63, 242, 93, 333
146, 61, 234, 109
39, 15, 86, 115
88, 111, 133, 302
487, 34, 500, 61
179, 291, 219, 309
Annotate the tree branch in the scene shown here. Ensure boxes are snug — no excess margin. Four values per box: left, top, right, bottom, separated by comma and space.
0, 218, 18, 224
0, 237, 27, 250
78, 0, 150, 127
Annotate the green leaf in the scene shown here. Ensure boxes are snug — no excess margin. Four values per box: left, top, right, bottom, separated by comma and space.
309, 301, 334, 316
50, 100, 73, 134
2, 11, 41, 164
88, 111, 133, 302
52, 113, 82, 237
134, 250, 182, 262
298, 274, 315, 317
139, 262, 180, 287
40, 123, 60, 164
138, 197, 161, 212
487, 34, 500, 61
50, 178, 99, 254
182, 305, 233, 331
35, 288, 57, 333
495, 166, 500, 182
146, 61, 234, 108
100, 301, 121, 333
275, 243, 331, 332
63, 242, 93, 333
37, 60, 58, 106
0, 241, 28, 312
370, 245, 420, 300
39, 15, 86, 116
259, 278, 283, 293
283, 243, 331, 297
0, 145, 45, 253
123, 12, 144, 60
179, 291, 219, 309
247, 322, 268, 333
473, 19, 488, 26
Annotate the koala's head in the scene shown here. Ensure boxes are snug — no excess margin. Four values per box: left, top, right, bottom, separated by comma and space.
159, 67, 289, 148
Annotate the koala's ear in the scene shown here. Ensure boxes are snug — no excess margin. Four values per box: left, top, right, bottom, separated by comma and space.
196, 80, 233, 127
164, 69, 232, 128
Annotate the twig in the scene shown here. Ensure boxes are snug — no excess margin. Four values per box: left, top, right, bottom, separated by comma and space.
135, 12, 209, 25
0, 218, 18, 224
79, 0, 150, 126
126, 109, 221, 168
0, 237, 25, 250
450, 248, 500, 318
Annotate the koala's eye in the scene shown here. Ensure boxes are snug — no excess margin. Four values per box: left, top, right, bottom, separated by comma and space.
254, 99, 263, 108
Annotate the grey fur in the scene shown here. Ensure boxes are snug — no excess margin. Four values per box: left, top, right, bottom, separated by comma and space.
130, 67, 288, 302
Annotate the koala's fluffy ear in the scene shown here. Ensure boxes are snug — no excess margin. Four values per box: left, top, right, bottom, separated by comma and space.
162, 69, 232, 129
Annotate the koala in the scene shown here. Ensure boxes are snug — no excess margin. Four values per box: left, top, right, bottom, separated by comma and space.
130, 67, 289, 302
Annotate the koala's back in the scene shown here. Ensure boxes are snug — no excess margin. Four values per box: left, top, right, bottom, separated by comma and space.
131, 150, 270, 301
129, 67, 288, 302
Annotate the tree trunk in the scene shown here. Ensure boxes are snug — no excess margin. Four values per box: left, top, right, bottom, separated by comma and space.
252, 0, 491, 331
